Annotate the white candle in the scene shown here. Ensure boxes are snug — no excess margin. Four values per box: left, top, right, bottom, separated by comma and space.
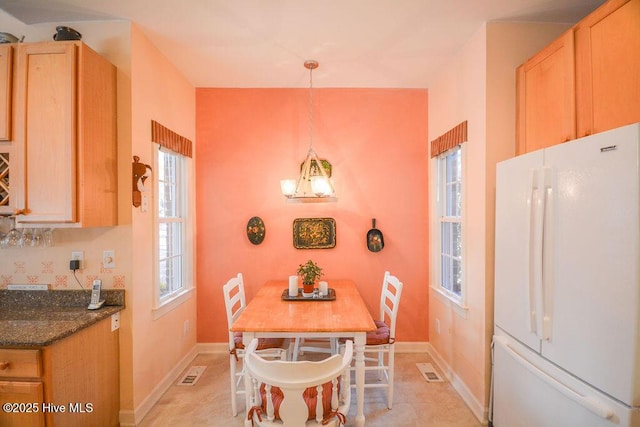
288, 275, 299, 297
319, 280, 328, 295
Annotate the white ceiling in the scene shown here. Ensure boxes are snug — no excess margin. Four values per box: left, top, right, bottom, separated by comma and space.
0, 0, 605, 88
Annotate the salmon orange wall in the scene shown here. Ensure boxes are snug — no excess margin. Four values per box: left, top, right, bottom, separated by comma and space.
195, 88, 428, 343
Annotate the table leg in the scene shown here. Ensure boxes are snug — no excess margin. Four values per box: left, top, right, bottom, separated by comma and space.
354, 332, 366, 427
243, 332, 255, 427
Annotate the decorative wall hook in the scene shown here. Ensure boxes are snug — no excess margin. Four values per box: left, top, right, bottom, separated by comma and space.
132, 156, 152, 208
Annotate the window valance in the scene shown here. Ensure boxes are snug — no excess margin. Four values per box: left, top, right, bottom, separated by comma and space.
430, 120, 467, 158
151, 120, 193, 158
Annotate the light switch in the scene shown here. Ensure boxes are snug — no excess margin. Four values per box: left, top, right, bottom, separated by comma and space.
103, 250, 116, 269
141, 193, 149, 212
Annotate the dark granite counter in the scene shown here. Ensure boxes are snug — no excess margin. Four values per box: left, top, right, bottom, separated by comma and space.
0, 289, 125, 347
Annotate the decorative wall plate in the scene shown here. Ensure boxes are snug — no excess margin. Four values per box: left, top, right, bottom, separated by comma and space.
247, 216, 266, 245
366, 218, 384, 252
293, 218, 336, 249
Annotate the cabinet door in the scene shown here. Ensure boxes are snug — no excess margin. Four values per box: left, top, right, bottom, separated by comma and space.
13, 43, 77, 223
0, 44, 13, 141
0, 381, 45, 427
516, 30, 576, 154
575, 0, 640, 137
0, 45, 14, 215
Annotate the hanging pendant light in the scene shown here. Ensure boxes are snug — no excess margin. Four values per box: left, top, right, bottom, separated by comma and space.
280, 60, 337, 203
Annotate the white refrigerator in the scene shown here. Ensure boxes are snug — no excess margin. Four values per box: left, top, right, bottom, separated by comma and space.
492, 123, 640, 426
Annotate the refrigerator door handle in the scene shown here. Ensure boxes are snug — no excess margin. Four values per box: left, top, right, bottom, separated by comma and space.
528, 168, 545, 338
494, 336, 615, 420
541, 167, 554, 341
526, 169, 536, 333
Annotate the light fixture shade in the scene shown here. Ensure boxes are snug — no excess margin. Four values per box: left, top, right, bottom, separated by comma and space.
280, 179, 296, 197
311, 175, 331, 196
280, 59, 337, 203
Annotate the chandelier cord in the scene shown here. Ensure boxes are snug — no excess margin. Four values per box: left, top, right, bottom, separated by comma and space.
308, 64, 314, 152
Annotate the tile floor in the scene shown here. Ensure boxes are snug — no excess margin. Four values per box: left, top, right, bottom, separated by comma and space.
139, 351, 482, 426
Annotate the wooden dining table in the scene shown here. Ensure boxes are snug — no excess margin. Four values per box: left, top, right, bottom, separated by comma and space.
231, 279, 376, 427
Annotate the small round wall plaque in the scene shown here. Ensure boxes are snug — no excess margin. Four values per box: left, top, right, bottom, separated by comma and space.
247, 216, 266, 245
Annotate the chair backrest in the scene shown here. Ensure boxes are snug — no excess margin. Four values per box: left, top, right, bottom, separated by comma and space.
379, 271, 403, 336
223, 273, 247, 347
245, 338, 353, 426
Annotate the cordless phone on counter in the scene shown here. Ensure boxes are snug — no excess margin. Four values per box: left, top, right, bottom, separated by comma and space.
88, 279, 105, 310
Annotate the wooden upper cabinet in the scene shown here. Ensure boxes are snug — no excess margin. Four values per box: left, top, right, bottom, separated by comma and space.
12, 41, 117, 226
0, 44, 13, 215
575, 0, 640, 137
516, 30, 576, 154
0, 44, 13, 142
516, 0, 640, 154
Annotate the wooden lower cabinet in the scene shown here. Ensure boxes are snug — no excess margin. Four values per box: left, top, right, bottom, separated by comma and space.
0, 381, 44, 427
0, 318, 119, 426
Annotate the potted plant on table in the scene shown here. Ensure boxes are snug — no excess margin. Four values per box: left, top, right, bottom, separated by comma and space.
297, 259, 323, 297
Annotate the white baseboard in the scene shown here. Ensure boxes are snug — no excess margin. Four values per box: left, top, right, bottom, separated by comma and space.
118, 345, 200, 427
197, 341, 231, 354
426, 343, 489, 425
394, 341, 430, 353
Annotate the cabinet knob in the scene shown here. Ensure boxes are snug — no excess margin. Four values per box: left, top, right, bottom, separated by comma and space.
0, 361, 9, 370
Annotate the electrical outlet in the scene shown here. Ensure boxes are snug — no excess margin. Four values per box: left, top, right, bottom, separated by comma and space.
435, 318, 441, 334
103, 250, 116, 269
71, 251, 84, 270
111, 312, 120, 331
183, 320, 190, 337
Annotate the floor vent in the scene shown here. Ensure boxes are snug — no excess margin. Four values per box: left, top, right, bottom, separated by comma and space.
416, 363, 444, 382
177, 366, 207, 386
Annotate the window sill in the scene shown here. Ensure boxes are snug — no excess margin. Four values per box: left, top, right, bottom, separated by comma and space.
430, 286, 469, 319
152, 287, 195, 320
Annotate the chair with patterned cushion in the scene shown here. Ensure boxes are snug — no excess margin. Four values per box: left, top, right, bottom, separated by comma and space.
244, 338, 353, 427
347, 271, 403, 409
223, 273, 289, 416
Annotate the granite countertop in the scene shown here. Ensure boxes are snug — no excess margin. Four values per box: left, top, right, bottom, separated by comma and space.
0, 289, 125, 347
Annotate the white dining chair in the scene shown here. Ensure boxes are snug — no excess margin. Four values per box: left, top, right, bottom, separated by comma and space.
347, 270, 403, 409
223, 273, 289, 416
292, 336, 338, 361
244, 337, 353, 426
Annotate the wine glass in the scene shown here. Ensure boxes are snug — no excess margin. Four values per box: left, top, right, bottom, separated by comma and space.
3, 217, 23, 247
42, 228, 54, 247
22, 228, 34, 247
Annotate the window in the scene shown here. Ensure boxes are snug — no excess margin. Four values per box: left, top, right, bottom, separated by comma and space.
437, 146, 463, 300
156, 147, 191, 308
151, 121, 194, 316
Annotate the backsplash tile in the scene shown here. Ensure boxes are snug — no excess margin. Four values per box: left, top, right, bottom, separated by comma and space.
14, 261, 26, 274
41, 261, 54, 273
0, 226, 130, 291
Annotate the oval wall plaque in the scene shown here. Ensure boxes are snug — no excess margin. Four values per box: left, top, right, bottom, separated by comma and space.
247, 216, 266, 245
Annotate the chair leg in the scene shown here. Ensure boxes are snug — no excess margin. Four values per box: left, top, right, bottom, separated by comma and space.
229, 355, 238, 416
292, 337, 301, 361
377, 350, 384, 381
387, 348, 395, 409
